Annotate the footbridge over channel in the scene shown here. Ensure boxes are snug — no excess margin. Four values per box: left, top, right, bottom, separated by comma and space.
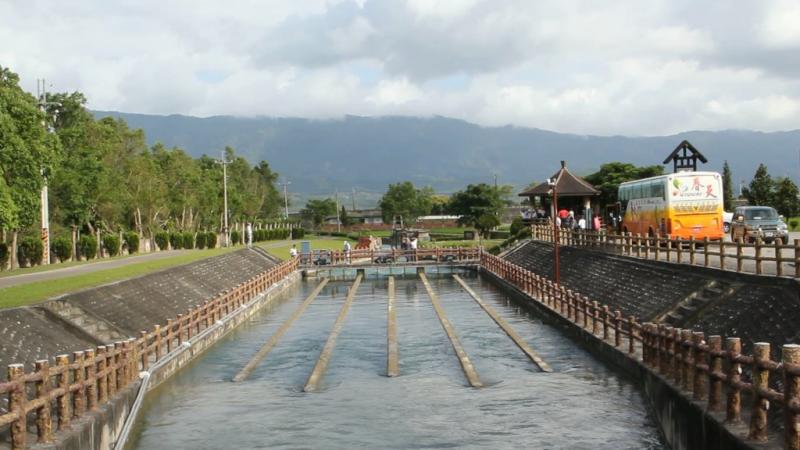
0, 248, 799, 450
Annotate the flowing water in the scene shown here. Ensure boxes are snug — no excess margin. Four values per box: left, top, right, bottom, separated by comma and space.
130, 272, 665, 449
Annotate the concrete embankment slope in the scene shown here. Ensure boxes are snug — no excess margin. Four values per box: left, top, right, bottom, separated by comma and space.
0, 249, 277, 371
504, 241, 800, 348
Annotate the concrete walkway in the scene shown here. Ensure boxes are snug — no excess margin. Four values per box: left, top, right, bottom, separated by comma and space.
0, 250, 190, 289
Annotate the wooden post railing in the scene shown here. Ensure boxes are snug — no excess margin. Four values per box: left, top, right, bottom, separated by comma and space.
0, 257, 299, 450
479, 251, 800, 449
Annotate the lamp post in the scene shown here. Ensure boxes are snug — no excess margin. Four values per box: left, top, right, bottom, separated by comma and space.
548, 177, 560, 284
280, 180, 291, 240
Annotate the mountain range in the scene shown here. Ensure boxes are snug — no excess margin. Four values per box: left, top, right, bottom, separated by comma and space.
93, 111, 800, 202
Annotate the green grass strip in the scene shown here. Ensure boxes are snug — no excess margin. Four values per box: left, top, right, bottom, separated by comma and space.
0, 247, 237, 309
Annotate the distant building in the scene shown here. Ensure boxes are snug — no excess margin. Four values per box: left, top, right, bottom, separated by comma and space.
324, 208, 383, 225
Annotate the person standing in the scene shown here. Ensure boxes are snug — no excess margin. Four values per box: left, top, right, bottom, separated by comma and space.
343, 240, 351, 264
409, 236, 418, 261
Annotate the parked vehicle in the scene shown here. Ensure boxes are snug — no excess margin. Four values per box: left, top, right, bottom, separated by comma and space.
723, 211, 733, 233
729, 206, 789, 244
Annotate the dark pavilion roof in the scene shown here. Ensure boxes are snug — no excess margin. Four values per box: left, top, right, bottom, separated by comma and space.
518, 161, 600, 197
662, 140, 708, 165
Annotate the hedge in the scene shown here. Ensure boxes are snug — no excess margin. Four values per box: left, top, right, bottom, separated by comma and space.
154, 232, 169, 251
123, 232, 139, 254
231, 230, 241, 245
169, 232, 183, 250
18, 237, 43, 267
51, 236, 72, 262
206, 232, 217, 249
102, 234, 121, 257
182, 232, 194, 249
78, 235, 98, 260
195, 232, 207, 249
0, 243, 8, 268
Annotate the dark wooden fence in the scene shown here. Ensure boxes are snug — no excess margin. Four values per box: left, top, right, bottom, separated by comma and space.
0, 258, 297, 450
481, 251, 800, 450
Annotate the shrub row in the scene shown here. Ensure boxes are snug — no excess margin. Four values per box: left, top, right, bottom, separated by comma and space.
1, 226, 303, 269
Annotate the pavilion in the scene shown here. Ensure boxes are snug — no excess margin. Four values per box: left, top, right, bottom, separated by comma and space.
518, 160, 600, 221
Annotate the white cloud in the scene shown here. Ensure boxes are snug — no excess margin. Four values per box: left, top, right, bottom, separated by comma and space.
759, 0, 800, 48
0, 0, 798, 135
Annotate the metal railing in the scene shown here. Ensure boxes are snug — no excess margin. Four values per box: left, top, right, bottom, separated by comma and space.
0, 258, 298, 450
481, 251, 800, 449
531, 223, 800, 277
299, 247, 480, 266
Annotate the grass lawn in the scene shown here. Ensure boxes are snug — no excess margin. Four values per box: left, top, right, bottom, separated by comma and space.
260, 237, 357, 260
0, 247, 238, 309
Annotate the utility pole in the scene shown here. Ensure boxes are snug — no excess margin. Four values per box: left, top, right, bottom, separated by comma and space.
335, 191, 341, 233
351, 188, 356, 211
280, 180, 291, 219
37, 79, 59, 265
493, 173, 498, 189
216, 151, 231, 247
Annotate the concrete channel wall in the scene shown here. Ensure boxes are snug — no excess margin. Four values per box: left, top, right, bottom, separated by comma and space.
504, 240, 800, 351
0, 249, 286, 450
36, 271, 301, 450
483, 267, 755, 450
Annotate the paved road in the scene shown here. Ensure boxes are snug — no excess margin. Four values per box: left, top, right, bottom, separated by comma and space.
0, 250, 191, 289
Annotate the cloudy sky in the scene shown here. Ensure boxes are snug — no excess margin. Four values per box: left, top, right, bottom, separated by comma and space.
2, 0, 799, 135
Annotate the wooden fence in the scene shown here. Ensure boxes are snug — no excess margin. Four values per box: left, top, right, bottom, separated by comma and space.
531, 223, 800, 278
0, 258, 298, 450
481, 251, 800, 450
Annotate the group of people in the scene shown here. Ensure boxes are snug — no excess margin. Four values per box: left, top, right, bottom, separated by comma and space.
556, 208, 601, 231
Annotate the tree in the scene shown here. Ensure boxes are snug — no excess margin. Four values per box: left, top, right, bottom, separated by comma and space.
722, 161, 734, 211
378, 182, 433, 224
0, 66, 60, 268
743, 164, 773, 206
475, 213, 501, 238
301, 198, 337, 226
448, 183, 509, 232
429, 195, 450, 215
772, 177, 800, 217
339, 206, 352, 226
584, 162, 664, 205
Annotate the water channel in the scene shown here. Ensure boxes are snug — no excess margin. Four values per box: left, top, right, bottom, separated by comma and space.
130, 271, 666, 449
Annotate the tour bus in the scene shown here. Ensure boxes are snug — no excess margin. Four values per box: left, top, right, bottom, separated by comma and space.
618, 171, 724, 240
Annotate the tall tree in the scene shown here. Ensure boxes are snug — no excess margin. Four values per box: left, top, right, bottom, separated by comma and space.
301, 198, 337, 226
722, 160, 734, 211
379, 182, 433, 224
772, 177, 800, 217
0, 67, 60, 267
448, 183, 510, 234
743, 164, 773, 206
584, 162, 664, 206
